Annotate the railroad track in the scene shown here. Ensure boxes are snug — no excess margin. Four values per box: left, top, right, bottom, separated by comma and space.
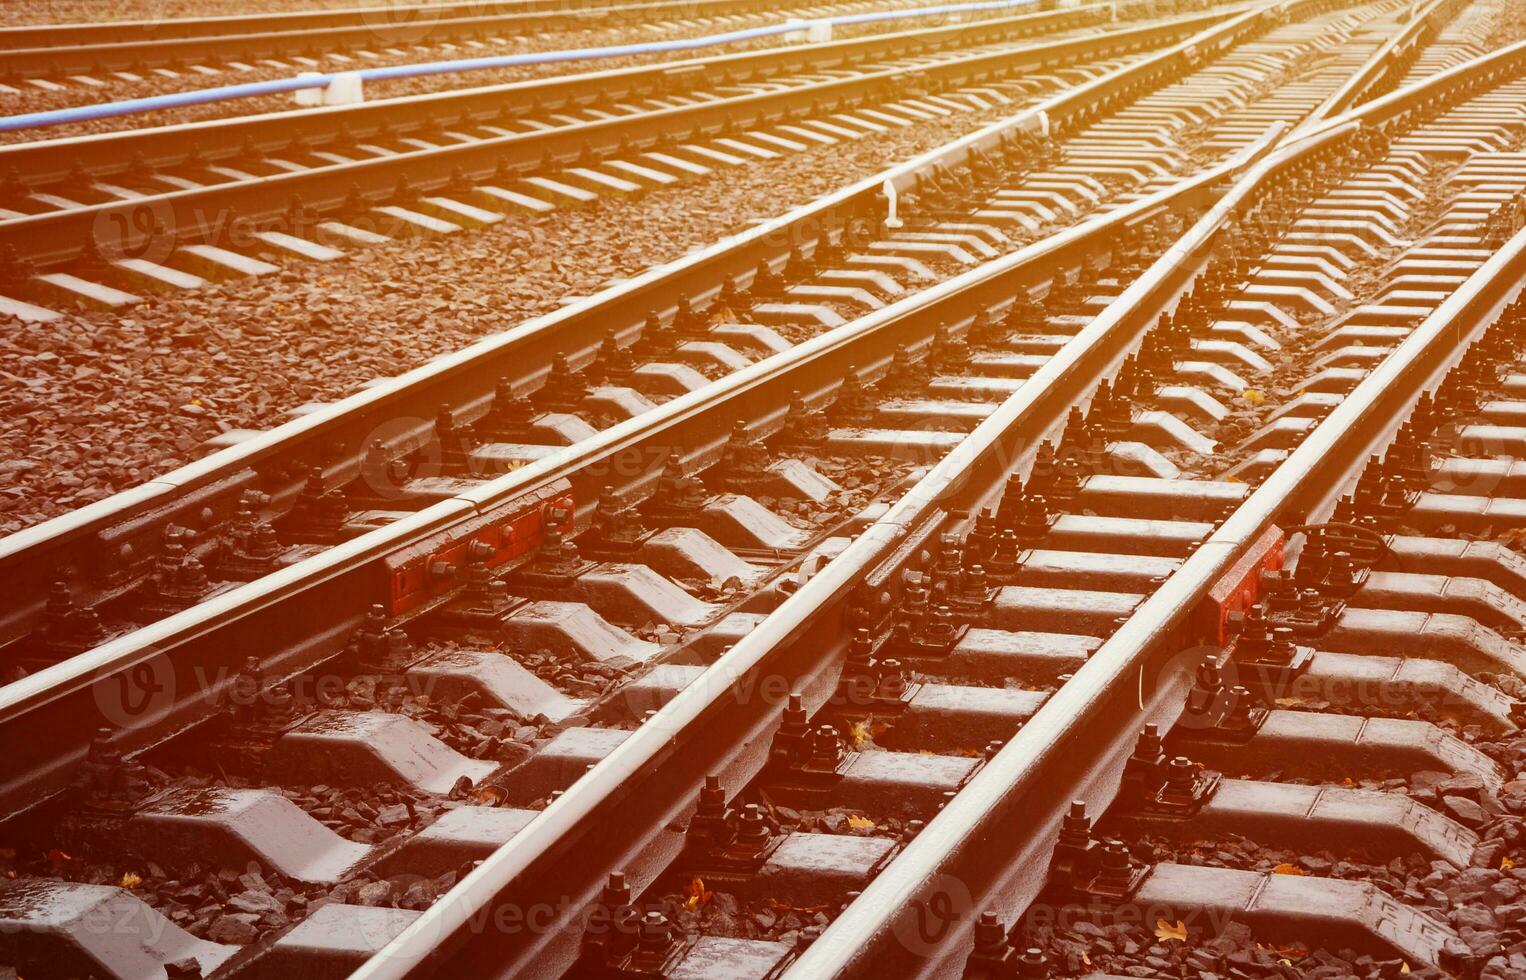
0, 1, 1130, 160
4, 0, 1525, 977
0, 0, 1407, 692
0, 0, 957, 88
342, 13, 1526, 977
0, 0, 1223, 304
0, 0, 1270, 640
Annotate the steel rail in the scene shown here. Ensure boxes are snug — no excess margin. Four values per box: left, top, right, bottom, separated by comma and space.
0, 0, 878, 79
1303, 0, 1465, 123
0, 0, 1117, 188
339, 3, 1398, 972
0, 0, 716, 48
780, 37, 1526, 980
360, 24, 1526, 980
0, 6, 1214, 271
353, 135, 1281, 980
0, 107, 1251, 823
0, 0, 1323, 877
0, 0, 1286, 813
0, 2, 1253, 654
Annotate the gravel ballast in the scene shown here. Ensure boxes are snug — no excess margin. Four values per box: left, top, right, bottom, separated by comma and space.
0, 100, 1027, 533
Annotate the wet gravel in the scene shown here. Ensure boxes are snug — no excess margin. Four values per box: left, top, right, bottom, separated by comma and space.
0, 99, 1024, 534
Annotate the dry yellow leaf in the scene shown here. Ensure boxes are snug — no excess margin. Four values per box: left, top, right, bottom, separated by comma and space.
1272, 863, 1304, 876
848, 721, 872, 748
1241, 388, 1267, 405
1502, 856, 1517, 871
119, 872, 142, 889
846, 814, 877, 831
1154, 918, 1188, 942
1400, 964, 1410, 975
682, 876, 711, 911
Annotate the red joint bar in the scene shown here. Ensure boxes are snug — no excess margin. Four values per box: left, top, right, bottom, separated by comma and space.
384, 479, 574, 615
1198, 524, 1284, 646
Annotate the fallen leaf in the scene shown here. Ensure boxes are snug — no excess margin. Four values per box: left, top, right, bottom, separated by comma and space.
1272, 863, 1304, 876
470, 785, 507, 806
1401, 964, 1410, 975
120, 872, 142, 889
1154, 918, 1188, 942
848, 720, 872, 748
846, 814, 877, 830
1241, 388, 1267, 405
1502, 856, 1516, 871
682, 876, 711, 911
45, 849, 73, 865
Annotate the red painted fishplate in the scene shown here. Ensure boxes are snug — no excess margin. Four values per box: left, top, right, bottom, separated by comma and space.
1197, 524, 1284, 646
385, 479, 575, 616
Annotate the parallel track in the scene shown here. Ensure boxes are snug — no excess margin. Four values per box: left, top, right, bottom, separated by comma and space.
0, 0, 1241, 658
0, 0, 950, 82
0, 2, 1200, 275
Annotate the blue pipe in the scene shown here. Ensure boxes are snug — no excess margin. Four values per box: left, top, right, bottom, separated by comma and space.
0, 0, 1043, 133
